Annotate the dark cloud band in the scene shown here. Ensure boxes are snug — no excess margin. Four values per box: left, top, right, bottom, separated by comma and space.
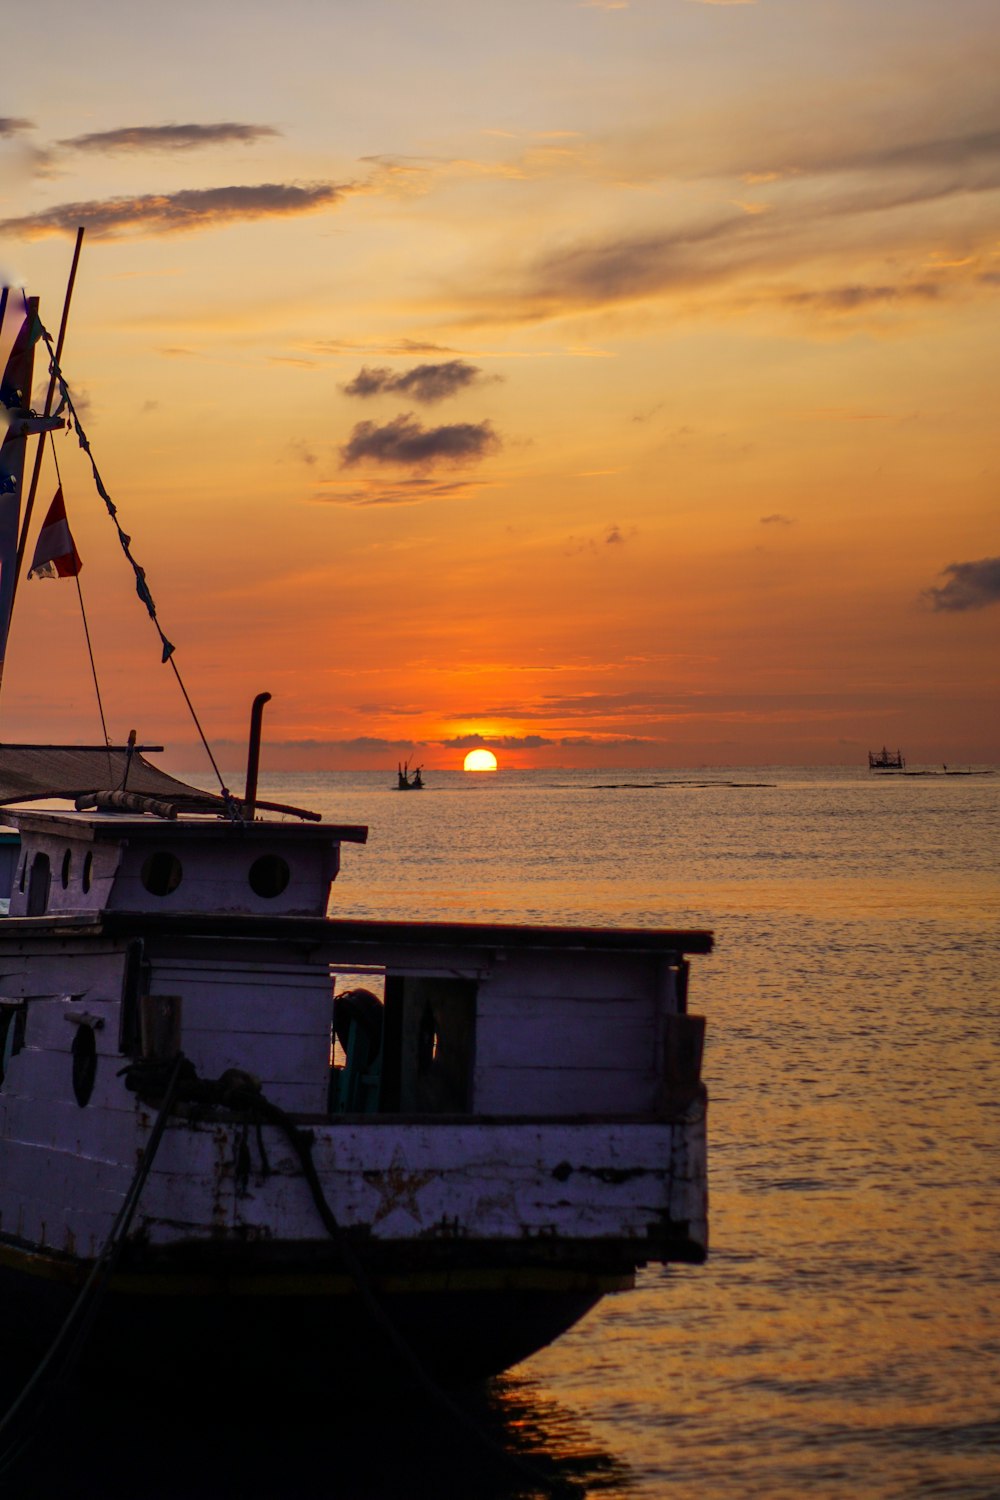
340, 414, 500, 468
923, 557, 1000, 612
58, 123, 280, 153
0, 182, 350, 240
343, 360, 489, 404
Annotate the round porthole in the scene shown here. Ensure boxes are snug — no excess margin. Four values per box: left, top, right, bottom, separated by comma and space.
141, 851, 183, 897
82, 851, 93, 894
61, 849, 72, 890
248, 854, 290, 898
72, 1025, 98, 1107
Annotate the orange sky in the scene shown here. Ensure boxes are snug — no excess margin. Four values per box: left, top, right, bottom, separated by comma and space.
1, 0, 997, 771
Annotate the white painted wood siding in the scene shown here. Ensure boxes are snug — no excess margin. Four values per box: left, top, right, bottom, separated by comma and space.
149, 958, 333, 1113
473, 951, 671, 1115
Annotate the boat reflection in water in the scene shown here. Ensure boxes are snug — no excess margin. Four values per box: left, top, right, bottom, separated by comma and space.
4, 1371, 629, 1499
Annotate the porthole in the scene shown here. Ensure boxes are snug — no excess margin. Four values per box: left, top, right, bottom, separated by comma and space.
82, 851, 93, 894
71, 1024, 98, 1107
140, 851, 183, 897
248, 854, 290, 899
61, 848, 72, 890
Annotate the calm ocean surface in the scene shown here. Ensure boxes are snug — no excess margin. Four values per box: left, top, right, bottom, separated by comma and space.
13, 766, 999, 1498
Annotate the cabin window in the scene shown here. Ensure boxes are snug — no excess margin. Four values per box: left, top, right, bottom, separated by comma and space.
71, 1024, 98, 1107
248, 854, 290, 899
61, 849, 72, 889
141, 851, 183, 897
82, 851, 93, 894
27, 853, 51, 916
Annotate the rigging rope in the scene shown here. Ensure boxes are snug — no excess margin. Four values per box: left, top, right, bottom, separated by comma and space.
47, 434, 111, 752
29, 300, 240, 819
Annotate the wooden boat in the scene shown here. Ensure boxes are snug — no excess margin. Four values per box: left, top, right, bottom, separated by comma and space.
868, 746, 905, 770
0, 278, 710, 1397
396, 760, 424, 789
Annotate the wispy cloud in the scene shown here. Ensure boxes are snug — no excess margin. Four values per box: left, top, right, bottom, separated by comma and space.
440, 734, 555, 749
58, 122, 280, 153
922, 557, 1000, 612
314, 476, 491, 507
343, 360, 493, 404
0, 117, 34, 138
0, 182, 352, 240
340, 414, 501, 469
761, 513, 794, 525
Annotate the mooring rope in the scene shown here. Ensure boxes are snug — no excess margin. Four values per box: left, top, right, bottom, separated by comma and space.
0, 1052, 186, 1478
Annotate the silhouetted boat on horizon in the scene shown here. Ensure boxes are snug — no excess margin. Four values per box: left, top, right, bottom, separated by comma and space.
395, 759, 424, 790
868, 746, 905, 770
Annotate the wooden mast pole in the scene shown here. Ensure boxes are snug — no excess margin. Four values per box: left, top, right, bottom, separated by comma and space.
13, 226, 86, 598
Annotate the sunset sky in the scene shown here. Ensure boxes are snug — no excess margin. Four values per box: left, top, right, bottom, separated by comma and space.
1, 0, 997, 771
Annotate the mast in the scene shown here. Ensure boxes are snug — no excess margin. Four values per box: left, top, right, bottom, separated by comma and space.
0, 229, 83, 709
0, 294, 41, 684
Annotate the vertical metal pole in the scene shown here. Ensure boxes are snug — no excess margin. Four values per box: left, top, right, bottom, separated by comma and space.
244, 692, 272, 816
14, 226, 85, 593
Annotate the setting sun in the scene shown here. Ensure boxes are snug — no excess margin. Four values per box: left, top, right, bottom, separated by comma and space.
464, 749, 498, 772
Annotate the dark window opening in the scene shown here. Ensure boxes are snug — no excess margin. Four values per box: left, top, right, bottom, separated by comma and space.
0, 1006, 26, 1088
61, 849, 72, 890
82, 851, 93, 894
248, 854, 290, 899
71, 1024, 98, 1107
27, 853, 51, 916
141, 851, 183, 897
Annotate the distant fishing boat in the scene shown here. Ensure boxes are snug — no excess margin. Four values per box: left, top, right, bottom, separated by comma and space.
0, 270, 710, 1412
868, 746, 905, 770
395, 759, 424, 790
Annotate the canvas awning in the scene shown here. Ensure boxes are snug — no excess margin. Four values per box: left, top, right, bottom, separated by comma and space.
0, 744, 229, 813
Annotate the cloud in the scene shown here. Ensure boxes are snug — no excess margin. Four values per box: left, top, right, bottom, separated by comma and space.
0, 181, 352, 240
605, 525, 624, 545
342, 360, 492, 404
314, 475, 491, 507
760, 513, 793, 525
440, 734, 555, 749
339, 414, 500, 469
0, 118, 34, 138
780, 283, 942, 312
922, 557, 1000, 612
58, 123, 280, 153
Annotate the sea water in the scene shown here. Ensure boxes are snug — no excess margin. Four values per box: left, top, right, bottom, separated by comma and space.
12, 767, 999, 1498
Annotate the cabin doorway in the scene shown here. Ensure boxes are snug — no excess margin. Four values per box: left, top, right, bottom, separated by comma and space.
27, 853, 51, 916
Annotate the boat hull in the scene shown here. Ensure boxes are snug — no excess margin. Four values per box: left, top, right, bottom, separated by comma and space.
0, 1238, 630, 1386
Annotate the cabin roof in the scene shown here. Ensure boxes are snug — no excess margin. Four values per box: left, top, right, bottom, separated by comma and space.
2, 808, 368, 844
0, 743, 226, 812
0, 909, 713, 954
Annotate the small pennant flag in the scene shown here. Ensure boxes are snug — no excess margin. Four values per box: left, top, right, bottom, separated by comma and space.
29, 487, 82, 579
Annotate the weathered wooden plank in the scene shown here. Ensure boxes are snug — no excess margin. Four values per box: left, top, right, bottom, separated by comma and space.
134, 1115, 704, 1247
475, 1009, 654, 1071
473, 1065, 655, 1115
478, 951, 663, 1004
0, 948, 126, 1000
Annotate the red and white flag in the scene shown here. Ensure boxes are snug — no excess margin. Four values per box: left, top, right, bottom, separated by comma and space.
28, 487, 82, 579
